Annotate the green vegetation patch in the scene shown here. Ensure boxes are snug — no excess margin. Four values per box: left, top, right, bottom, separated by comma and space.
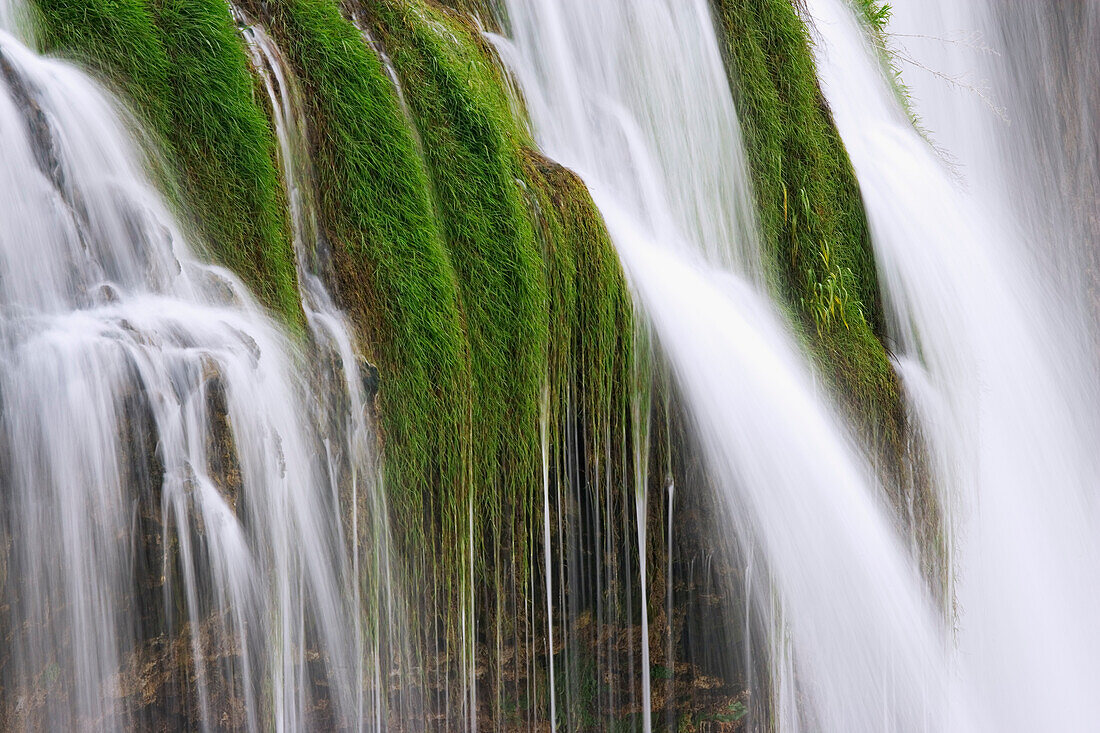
519, 153, 635, 733
432, 0, 500, 29
370, 0, 549, 569
711, 0, 904, 452
29, 0, 302, 324
521, 149, 633, 459
366, 3, 631, 717
248, 0, 634, 719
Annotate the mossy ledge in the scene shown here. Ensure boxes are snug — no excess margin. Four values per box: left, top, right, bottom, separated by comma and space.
234, 2, 474, 711
712, 2, 903, 456
237, 0, 636, 722
711, 0, 941, 571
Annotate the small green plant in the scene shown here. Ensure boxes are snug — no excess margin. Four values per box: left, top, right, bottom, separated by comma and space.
851, 1, 920, 124
802, 237, 864, 335
702, 700, 748, 724
855, 0, 892, 36
652, 664, 674, 681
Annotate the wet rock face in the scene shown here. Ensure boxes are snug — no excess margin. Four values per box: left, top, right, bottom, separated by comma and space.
202, 360, 242, 514
0, 50, 66, 193
357, 355, 380, 405
0, 356, 263, 730
119, 375, 168, 648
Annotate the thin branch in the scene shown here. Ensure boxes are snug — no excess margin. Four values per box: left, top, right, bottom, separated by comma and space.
870, 29, 1010, 123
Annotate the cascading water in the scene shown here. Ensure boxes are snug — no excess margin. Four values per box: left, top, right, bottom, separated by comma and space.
493, 2, 956, 729
804, 0, 1100, 729
0, 5, 399, 729
234, 8, 417, 728
6, 0, 1096, 727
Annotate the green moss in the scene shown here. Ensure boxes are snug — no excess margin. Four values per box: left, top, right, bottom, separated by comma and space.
243, 0, 634, 719
711, 0, 904, 451
521, 149, 633, 477
432, 0, 500, 28
364, 11, 563, 657
373, 0, 547, 507
27, 0, 170, 122
237, 0, 471, 574
520, 149, 637, 731
150, 0, 300, 322
28, 0, 302, 325
366, 4, 628, 716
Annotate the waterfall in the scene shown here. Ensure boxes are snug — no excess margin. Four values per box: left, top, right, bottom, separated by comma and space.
4, 0, 1096, 728
493, 1, 953, 729
0, 8, 398, 730
804, 0, 1100, 729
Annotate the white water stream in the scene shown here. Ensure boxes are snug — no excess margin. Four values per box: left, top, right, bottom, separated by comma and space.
805, 0, 1100, 730
0, 6, 397, 730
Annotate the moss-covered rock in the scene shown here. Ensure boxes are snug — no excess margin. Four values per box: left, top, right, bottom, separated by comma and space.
234, 8, 474, 711
711, 0, 942, 577
239, 1, 639, 723
370, 0, 549, 581
14, 0, 933, 726
710, 0, 905, 461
